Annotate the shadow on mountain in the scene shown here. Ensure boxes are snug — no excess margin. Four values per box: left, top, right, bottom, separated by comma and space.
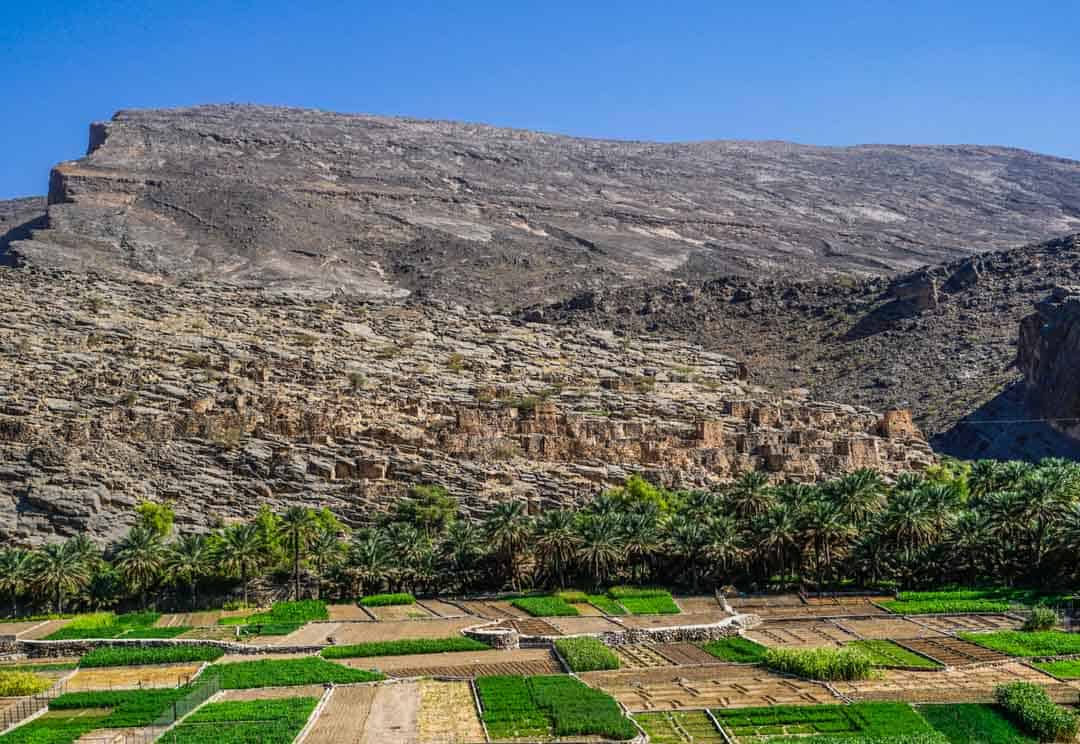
933, 381, 1080, 461
843, 300, 922, 341
0, 214, 45, 267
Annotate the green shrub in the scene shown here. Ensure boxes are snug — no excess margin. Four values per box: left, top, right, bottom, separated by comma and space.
511, 596, 579, 617
919, 703, 1036, 744
209, 657, 384, 689
1023, 606, 1058, 632
959, 631, 1080, 658
320, 637, 488, 659
763, 646, 874, 681
701, 636, 768, 663
358, 593, 416, 607
166, 697, 318, 744
995, 681, 1078, 741
555, 637, 620, 672
0, 671, 51, 696
79, 645, 224, 668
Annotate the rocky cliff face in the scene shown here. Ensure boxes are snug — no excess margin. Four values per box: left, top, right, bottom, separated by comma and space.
1018, 286, 1080, 441
0, 197, 46, 266
0, 266, 932, 546
11, 105, 1080, 304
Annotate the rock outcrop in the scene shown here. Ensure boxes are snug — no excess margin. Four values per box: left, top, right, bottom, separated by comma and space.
11, 105, 1080, 304
0, 266, 932, 546
1018, 285, 1080, 441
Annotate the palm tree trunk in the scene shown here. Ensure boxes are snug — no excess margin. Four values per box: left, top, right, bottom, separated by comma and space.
242, 566, 249, 606
293, 542, 300, 601
56, 585, 63, 615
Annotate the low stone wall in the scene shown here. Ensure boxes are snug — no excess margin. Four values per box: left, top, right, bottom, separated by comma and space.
9, 638, 326, 659
597, 616, 747, 647
462, 622, 519, 649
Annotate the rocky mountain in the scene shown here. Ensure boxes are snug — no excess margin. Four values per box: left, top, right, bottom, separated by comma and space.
10, 105, 1080, 304
1018, 285, 1080, 443
0, 196, 46, 267
0, 265, 932, 546
528, 234, 1080, 460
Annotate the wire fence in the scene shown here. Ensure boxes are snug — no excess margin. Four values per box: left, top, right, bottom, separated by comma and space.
0, 678, 67, 734
77, 673, 221, 744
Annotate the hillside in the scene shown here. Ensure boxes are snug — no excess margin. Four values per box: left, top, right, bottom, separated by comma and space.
10, 105, 1080, 304
529, 234, 1080, 459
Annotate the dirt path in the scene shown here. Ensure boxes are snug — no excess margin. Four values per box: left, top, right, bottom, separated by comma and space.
361, 682, 420, 744
302, 685, 377, 744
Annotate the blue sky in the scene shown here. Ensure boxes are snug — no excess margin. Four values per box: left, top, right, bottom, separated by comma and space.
1, 0, 1077, 199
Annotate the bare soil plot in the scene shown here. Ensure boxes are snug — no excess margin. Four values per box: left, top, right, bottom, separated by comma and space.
303, 684, 377, 744
620, 611, 730, 629
614, 645, 676, 669
834, 663, 1077, 704
155, 612, 218, 627
896, 637, 1010, 666
581, 663, 840, 711
486, 600, 530, 618
361, 681, 420, 743
219, 684, 328, 701
677, 597, 724, 614
835, 617, 936, 640
512, 618, 563, 636
75, 727, 127, 743
218, 651, 312, 663
655, 643, 720, 666
14, 619, 70, 639
275, 621, 341, 646
328, 604, 372, 621
331, 618, 477, 644
0, 621, 52, 637
178, 625, 236, 641
546, 616, 623, 635
569, 602, 604, 617
369, 604, 436, 622
66, 663, 202, 691
746, 620, 858, 648
347, 648, 562, 679
416, 599, 468, 618
454, 601, 505, 619
0, 656, 81, 669
417, 679, 485, 743
728, 595, 805, 609
910, 614, 1024, 634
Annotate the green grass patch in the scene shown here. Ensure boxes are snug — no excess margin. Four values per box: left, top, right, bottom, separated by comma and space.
763, 647, 874, 681
320, 637, 489, 659
0, 671, 51, 696
555, 637, 620, 672
166, 697, 318, 744
79, 645, 224, 668
919, 704, 1036, 744
701, 636, 768, 663
606, 587, 680, 614
881, 599, 1011, 615
995, 681, 1078, 742
1032, 659, 1080, 678
358, 593, 415, 607
477, 675, 635, 740
0, 662, 78, 673
959, 631, 1080, 658
511, 595, 580, 617
586, 594, 627, 615
44, 612, 161, 640
715, 702, 941, 742
209, 657, 384, 689
0, 714, 106, 744
555, 590, 590, 603
849, 640, 942, 669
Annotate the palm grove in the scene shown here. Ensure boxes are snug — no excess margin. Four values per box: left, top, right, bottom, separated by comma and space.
2, 458, 1080, 616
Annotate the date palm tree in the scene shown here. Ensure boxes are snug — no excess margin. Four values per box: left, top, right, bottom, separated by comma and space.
484, 501, 531, 591
279, 506, 319, 600
754, 502, 800, 589
666, 516, 710, 593
347, 530, 394, 597
114, 526, 167, 609
309, 527, 344, 599
0, 548, 29, 616
167, 533, 213, 609
31, 540, 91, 614
217, 523, 265, 606
439, 521, 485, 593
575, 514, 624, 590
533, 510, 581, 588
726, 471, 775, 520
619, 512, 662, 585
799, 499, 854, 593
828, 469, 885, 525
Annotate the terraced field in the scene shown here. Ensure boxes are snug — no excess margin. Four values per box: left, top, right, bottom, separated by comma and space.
356, 648, 563, 679
416, 680, 485, 743
580, 663, 840, 711
613, 644, 676, 669
746, 620, 860, 648
634, 710, 726, 743
654, 643, 719, 666
836, 616, 935, 639
896, 637, 1011, 666
327, 618, 478, 644
65, 663, 203, 691
833, 662, 1077, 703
911, 613, 1025, 634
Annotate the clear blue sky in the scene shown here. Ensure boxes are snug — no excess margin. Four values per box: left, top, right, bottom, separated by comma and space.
1, 0, 1077, 199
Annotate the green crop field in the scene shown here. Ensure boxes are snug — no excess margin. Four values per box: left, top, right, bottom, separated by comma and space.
163, 697, 318, 744
635, 710, 726, 743
209, 657, 384, 689
880, 599, 1011, 615
1032, 659, 1080, 678
959, 631, 1080, 657
44, 611, 177, 640
586, 594, 628, 615
320, 637, 489, 659
555, 637, 620, 671
701, 636, 768, 663
358, 593, 415, 606
607, 587, 680, 614
714, 702, 940, 741
849, 640, 942, 669
79, 645, 224, 667
919, 704, 1036, 744
763, 646, 874, 681
511, 595, 580, 617
477, 675, 636, 740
